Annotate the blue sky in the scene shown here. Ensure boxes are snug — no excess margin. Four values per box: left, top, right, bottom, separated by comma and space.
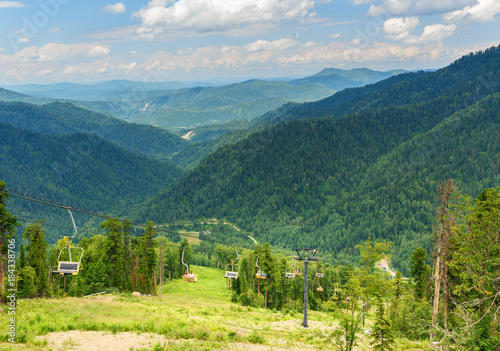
0, 0, 499, 84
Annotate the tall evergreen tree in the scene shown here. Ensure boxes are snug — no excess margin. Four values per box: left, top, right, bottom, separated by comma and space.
0, 181, 18, 295
23, 223, 49, 297
101, 219, 124, 289
139, 222, 157, 294
409, 248, 430, 300
370, 293, 395, 351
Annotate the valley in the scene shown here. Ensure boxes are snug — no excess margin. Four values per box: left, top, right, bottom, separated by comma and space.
0, 46, 499, 350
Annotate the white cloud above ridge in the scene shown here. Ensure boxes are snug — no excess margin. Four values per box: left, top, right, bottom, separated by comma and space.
103, 2, 126, 14
133, 0, 317, 36
367, 0, 412, 16
383, 17, 420, 41
444, 0, 500, 23
405, 23, 456, 44
0, 1, 25, 8
245, 38, 298, 52
413, 0, 477, 15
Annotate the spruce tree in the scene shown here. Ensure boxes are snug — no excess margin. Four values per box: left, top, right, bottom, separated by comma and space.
139, 222, 157, 294
409, 248, 430, 300
23, 223, 49, 297
101, 219, 124, 290
0, 181, 18, 295
370, 293, 395, 351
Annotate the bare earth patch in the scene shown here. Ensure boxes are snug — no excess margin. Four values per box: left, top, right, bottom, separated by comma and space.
37, 331, 177, 351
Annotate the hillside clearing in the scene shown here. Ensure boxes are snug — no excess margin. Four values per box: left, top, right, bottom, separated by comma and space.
1, 266, 433, 350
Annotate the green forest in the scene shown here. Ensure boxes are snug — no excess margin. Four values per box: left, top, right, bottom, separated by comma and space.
0, 46, 499, 349
1, 181, 499, 349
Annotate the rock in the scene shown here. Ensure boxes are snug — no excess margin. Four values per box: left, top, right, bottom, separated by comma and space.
132, 291, 141, 297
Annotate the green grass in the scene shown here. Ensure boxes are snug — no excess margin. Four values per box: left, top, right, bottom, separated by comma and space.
0, 266, 433, 350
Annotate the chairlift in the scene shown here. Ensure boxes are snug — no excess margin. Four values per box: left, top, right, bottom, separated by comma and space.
293, 256, 302, 276
255, 256, 266, 280
315, 261, 324, 292
51, 208, 83, 276
224, 245, 240, 279
285, 266, 295, 279
181, 247, 197, 283
316, 261, 324, 278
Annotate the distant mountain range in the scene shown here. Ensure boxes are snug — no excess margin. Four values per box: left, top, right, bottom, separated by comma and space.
1, 68, 405, 129
134, 46, 500, 274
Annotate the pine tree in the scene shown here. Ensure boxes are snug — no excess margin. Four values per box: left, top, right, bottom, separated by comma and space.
101, 219, 124, 289
139, 222, 157, 294
23, 223, 49, 297
0, 181, 18, 295
370, 293, 395, 351
409, 248, 430, 299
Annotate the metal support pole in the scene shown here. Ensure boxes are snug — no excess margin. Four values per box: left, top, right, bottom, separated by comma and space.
303, 260, 309, 328
294, 248, 318, 330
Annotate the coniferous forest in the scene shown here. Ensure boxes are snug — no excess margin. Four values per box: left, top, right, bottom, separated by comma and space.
0, 46, 499, 349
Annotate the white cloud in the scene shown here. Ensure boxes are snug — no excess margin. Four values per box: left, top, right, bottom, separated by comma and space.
63, 61, 112, 75
103, 2, 126, 14
38, 69, 53, 76
413, 0, 476, 15
444, 0, 500, 23
17, 37, 30, 43
133, 0, 316, 36
329, 33, 341, 39
88, 45, 111, 56
418, 24, 456, 42
0, 1, 26, 8
18, 43, 112, 62
48, 27, 60, 33
245, 38, 298, 52
367, 0, 412, 16
405, 23, 456, 44
383, 17, 420, 41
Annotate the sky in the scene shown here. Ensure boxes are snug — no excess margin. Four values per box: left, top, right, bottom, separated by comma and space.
0, 0, 499, 85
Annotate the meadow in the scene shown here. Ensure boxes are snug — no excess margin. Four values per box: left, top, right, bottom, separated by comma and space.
0, 266, 433, 350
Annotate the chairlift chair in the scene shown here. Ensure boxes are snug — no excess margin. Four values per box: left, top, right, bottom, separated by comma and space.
315, 261, 324, 292
255, 256, 266, 280
293, 256, 302, 276
51, 208, 84, 276
285, 267, 295, 279
181, 248, 197, 283
224, 245, 240, 279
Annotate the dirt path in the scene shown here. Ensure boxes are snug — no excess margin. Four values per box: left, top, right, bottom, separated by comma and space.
248, 235, 258, 244
38, 331, 178, 351
181, 130, 195, 140
376, 258, 396, 277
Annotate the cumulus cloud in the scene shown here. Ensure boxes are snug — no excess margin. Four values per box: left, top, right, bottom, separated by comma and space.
413, 0, 476, 15
444, 0, 500, 23
63, 61, 112, 75
88, 45, 111, 56
383, 16, 420, 41
49, 27, 60, 33
32, 43, 111, 62
0, 1, 26, 8
367, 0, 412, 16
133, 0, 316, 36
245, 38, 298, 52
405, 23, 456, 44
103, 2, 126, 14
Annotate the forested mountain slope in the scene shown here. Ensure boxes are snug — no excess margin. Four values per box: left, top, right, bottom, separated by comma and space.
0, 124, 182, 242
254, 46, 500, 127
0, 101, 186, 161
135, 46, 500, 274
